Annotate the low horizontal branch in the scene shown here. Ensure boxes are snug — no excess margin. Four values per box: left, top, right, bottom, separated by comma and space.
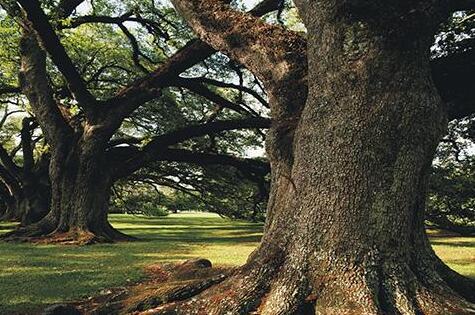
172, 78, 256, 115
0, 85, 21, 95
155, 149, 270, 176
111, 117, 270, 179
142, 117, 270, 153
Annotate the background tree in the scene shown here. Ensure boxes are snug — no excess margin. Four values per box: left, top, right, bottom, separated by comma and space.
428, 117, 475, 236
0, 30, 51, 225
426, 12, 475, 236
0, 0, 277, 243
114, 160, 269, 220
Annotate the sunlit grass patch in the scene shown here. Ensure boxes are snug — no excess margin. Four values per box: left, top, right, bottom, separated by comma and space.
0, 213, 473, 314
431, 237, 475, 278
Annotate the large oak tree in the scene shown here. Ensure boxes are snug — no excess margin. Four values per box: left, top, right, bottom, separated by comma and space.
132, 0, 475, 313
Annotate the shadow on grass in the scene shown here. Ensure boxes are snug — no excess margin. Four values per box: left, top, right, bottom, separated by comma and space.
0, 213, 264, 314
430, 240, 475, 248
1, 213, 472, 314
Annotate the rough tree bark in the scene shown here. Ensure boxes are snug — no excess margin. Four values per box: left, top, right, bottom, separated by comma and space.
140, 0, 475, 313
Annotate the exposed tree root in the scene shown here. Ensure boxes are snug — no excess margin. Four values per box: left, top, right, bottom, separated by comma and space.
1, 217, 55, 241
68, 259, 231, 315
133, 254, 475, 315
1, 221, 136, 245
136, 254, 310, 315
37, 254, 475, 315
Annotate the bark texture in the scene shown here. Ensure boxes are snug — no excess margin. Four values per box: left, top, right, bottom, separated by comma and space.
144, 0, 475, 313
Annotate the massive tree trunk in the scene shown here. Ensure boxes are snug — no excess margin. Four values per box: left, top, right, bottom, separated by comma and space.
2, 29, 130, 244
144, 1, 475, 314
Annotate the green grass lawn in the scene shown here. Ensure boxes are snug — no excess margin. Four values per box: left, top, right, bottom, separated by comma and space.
0, 213, 473, 314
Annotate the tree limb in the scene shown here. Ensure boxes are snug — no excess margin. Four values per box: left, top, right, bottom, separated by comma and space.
19, 30, 73, 144
170, 0, 307, 121
143, 117, 270, 150
17, 0, 96, 110
0, 164, 21, 196
154, 149, 270, 176
0, 85, 21, 96
172, 78, 259, 116
0, 144, 20, 178
112, 117, 270, 178
117, 23, 150, 74
172, 0, 474, 122
183, 76, 269, 108
102, 0, 283, 130
0, 106, 23, 129
56, 0, 85, 19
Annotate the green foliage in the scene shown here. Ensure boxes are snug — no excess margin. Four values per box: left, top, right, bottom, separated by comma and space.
0, 12, 20, 86
429, 118, 475, 235
111, 183, 169, 217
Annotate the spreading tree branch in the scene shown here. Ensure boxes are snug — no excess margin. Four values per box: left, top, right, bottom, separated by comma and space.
143, 117, 270, 150
0, 85, 21, 96
112, 117, 270, 178
183, 76, 269, 108
102, 0, 283, 129
172, 78, 259, 115
170, 0, 307, 121
172, 0, 475, 122
154, 149, 270, 176
0, 144, 20, 178
17, 0, 96, 109
56, 0, 85, 18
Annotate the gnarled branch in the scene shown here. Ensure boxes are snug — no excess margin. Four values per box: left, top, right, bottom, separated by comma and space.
102, 0, 283, 130
170, 0, 307, 120
112, 117, 270, 178
17, 0, 96, 109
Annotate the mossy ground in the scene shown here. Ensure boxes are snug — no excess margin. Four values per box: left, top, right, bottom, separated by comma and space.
0, 213, 472, 314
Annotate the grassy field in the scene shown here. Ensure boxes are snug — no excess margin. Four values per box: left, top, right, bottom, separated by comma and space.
0, 213, 473, 314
